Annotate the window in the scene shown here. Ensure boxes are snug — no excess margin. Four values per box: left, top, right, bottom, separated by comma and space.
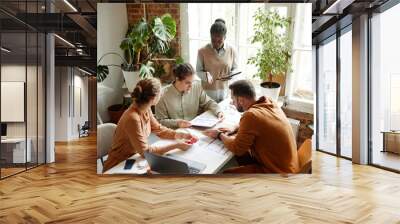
288, 4, 313, 103
185, 2, 312, 99
339, 28, 352, 158
316, 26, 352, 159
187, 3, 237, 75
237, 3, 265, 82
317, 36, 337, 155
0, 2, 46, 179
370, 3, 400, 171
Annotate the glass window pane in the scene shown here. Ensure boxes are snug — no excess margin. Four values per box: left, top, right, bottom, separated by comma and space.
290, 4, 313, 101
27, 32, 39, 169
292, 50, 313, 101
238, 3, 264, 45
1, 31, 28, 177
211, 3, 236, 43
340, 29, 352, 158
371, 3, 400, 171
0, 1, 46, 179
38, 33, 46, 165
318, 37, 337, 154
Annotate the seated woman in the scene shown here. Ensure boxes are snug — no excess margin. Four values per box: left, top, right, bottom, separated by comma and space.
155, 63, 224, 129
103, 78, 196, 172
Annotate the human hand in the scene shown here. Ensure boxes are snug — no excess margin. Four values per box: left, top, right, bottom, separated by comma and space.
217, 112, 224, 120
184, 137, 198, 145
217, 127, 232, 133
202, 129, 220, 139
177, 119, 192, 128
205, 72, 213, 84
175, 132, 198, 141
175, 142, 192, 151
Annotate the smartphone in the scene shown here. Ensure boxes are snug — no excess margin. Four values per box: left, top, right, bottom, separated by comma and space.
124, 159, 136, 170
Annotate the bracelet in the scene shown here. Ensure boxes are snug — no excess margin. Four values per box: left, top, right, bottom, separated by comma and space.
217, 131, 222, 140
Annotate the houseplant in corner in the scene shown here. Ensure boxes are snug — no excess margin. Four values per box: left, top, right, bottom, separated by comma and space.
97, 13, 177, 91
247, 8, 292, 102
119, 13, 177, 92
96, 13, 177, 123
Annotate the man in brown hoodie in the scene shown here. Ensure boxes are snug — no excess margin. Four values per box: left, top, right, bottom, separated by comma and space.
204, 80, 299, 173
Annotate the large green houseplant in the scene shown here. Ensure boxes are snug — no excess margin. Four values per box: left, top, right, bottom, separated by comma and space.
247, 8, 292, 101
97, 13, 177, 92
97, 13, 176, 123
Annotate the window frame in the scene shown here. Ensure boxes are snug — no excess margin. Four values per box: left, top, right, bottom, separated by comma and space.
183, 3, 313, 108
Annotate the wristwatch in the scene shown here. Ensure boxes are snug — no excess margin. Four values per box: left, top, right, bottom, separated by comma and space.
217, 131, 223, 140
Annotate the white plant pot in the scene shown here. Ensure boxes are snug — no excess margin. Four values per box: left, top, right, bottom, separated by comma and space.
122, 70, 141, 93
260, 82, 281, 102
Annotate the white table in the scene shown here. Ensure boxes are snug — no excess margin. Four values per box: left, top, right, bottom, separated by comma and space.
100, 100, 242, 174
1, 138, 32, 163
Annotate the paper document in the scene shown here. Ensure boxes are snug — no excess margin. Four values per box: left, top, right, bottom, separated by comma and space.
206, 139, 229, 156
190, 112, 219, 128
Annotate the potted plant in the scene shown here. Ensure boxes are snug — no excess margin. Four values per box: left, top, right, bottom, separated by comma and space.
119, 13, 177, 91
247, 8, 292, 102
97, 13, 177, 92
152, 47, 184, 83
97, 13, 177, 124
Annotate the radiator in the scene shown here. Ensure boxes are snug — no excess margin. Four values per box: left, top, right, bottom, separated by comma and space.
382, 131, 400, 154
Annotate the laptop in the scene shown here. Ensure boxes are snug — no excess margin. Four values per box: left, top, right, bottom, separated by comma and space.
144, 151, 206, 174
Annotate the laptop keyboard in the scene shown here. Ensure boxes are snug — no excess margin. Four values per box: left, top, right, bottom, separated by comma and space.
188, 166, 200, 174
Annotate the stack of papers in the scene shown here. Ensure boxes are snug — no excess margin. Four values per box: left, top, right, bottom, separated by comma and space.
190, 112, 220, 128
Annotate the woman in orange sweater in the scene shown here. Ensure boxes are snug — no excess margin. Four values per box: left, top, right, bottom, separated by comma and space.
103, 78, 196, 172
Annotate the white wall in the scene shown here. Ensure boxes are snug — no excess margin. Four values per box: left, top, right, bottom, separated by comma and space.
72, 73, 89, 138
1, 65, 27, 138
1, 64, 46, 164
97, 3, 128, 123
77, 74, 89, 125
1, 65, 37, 136
55, 67, 89, 141
55, 67, 69, 141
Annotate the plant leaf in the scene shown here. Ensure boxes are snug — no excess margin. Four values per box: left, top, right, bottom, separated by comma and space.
247, 9, 292, 79
139, 61, 155, 78
96, 65, 109, 83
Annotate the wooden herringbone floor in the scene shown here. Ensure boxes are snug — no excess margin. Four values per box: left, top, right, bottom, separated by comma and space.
1, 135, 400, 224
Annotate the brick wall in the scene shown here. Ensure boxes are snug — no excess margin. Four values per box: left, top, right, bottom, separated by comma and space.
126, 3, 181, 55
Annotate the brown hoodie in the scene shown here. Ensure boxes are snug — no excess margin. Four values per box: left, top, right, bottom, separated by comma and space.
224, 96, 299, 173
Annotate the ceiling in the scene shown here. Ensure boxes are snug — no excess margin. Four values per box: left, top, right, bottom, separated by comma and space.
0, 0, 97, 73
310, 0, 391, 44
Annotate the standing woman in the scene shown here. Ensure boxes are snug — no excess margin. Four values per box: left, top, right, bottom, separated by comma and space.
196, 18, 239, 102
103, 78, 196, 172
